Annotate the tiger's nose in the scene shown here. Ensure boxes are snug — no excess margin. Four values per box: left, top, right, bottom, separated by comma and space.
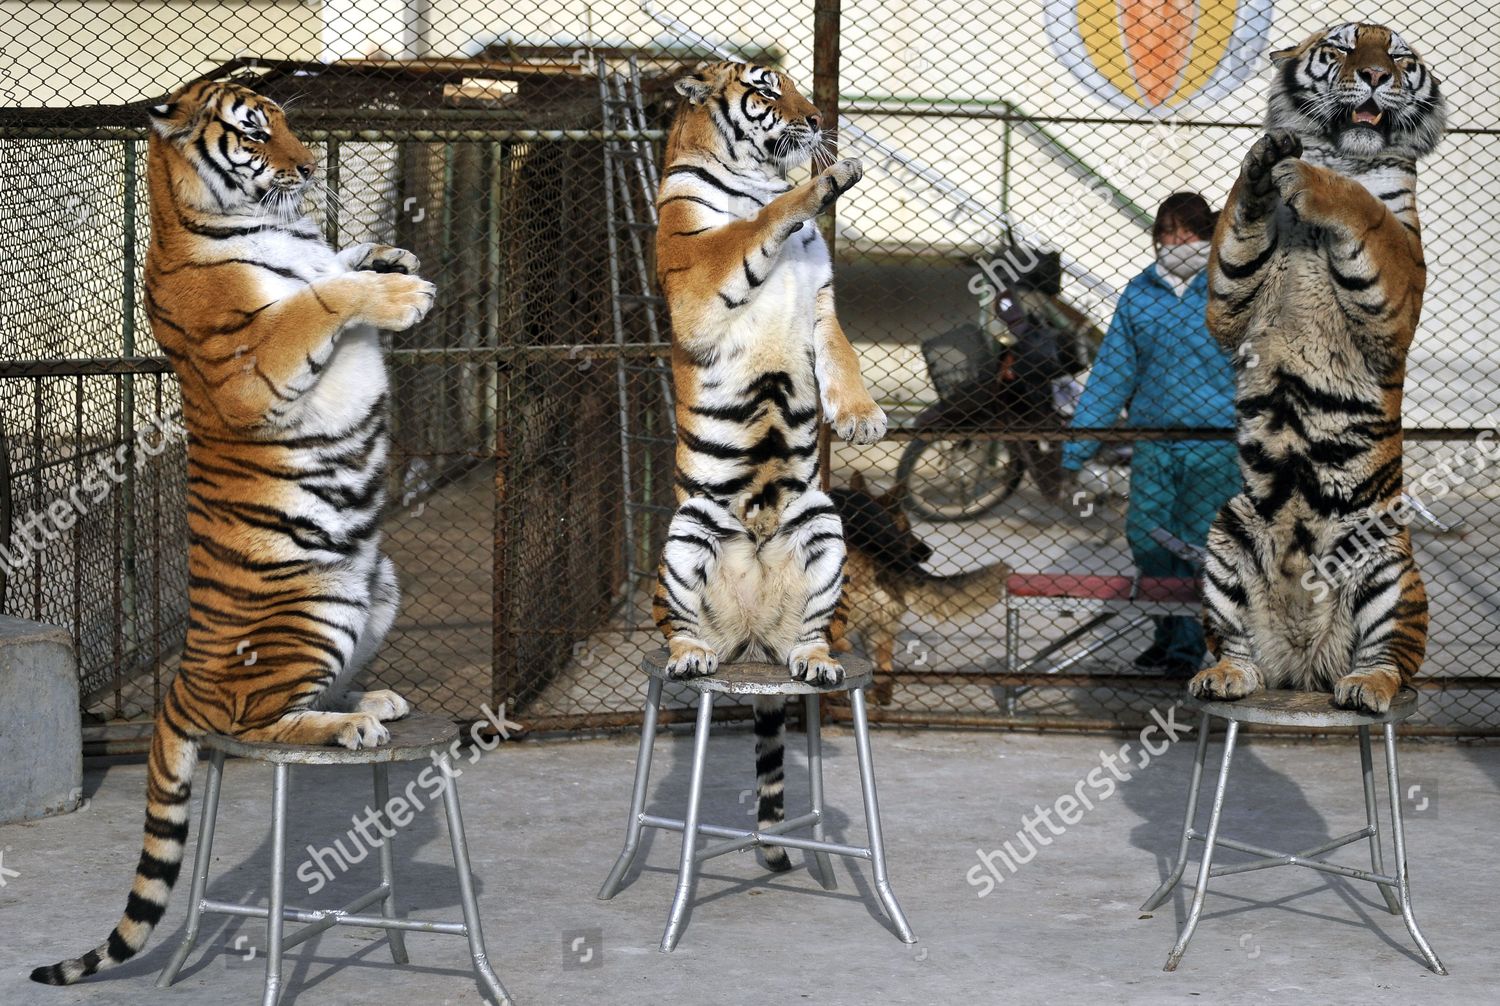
297, 163, 314, 180
805, 114, 819, 131
1359, 66, 1390, 88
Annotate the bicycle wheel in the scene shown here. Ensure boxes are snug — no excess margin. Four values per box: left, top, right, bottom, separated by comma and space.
894, 435, 1025, 521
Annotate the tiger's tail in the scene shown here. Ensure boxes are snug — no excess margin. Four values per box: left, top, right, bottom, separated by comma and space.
30, 701, 199, 986
752, 695, 792, 871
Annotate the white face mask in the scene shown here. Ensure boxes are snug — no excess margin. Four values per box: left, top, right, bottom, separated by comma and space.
1156, 240, 1210, 281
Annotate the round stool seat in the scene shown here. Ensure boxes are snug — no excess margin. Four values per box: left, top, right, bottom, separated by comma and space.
642, 648, 873, 695
1184, 687, 1418, 727
200, 712, 458, 764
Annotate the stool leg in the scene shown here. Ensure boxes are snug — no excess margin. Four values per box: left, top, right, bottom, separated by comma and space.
1358, 725, 1401, 915
851, 686, 916, 943
599, 675, 664, 900
1164, 718, 1237, 972
438, 756, 512, 1004
373, 762, 410, 964
1003, 607, 1018, 715
1383, 723, 1446, 975
157, 748, 226, 988
262, 763, 289, 1006
661, 689, 714, 952
1141, 710, 1211, 912
804, 692, 836, 891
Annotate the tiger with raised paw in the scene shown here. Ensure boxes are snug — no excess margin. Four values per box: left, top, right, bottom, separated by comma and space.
651, 61, 886, 869
32, 80, 430, 987
1193, 23, 1445, 714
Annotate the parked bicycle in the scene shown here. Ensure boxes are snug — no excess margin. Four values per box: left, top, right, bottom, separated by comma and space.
895, 250, 1129, 521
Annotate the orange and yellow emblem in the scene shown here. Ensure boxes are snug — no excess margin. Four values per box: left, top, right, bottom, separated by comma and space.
1045, 0, 1273, 112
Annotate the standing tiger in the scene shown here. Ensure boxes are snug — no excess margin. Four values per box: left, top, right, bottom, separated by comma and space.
1192, 23, 1446, 714
32, 80, 431, 987
651, 62, 886, 869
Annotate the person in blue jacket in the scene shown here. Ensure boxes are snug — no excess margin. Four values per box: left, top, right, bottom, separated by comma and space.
1060, 192, 1240, 678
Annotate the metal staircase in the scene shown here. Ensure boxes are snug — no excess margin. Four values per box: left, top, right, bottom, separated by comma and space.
597, 55, 675, 587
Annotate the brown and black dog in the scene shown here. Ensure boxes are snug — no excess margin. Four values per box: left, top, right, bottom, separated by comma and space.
829, 473, 1011, 703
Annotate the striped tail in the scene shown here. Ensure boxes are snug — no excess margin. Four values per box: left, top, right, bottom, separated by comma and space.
31, 706, 199, 986
752, 695, 791, 871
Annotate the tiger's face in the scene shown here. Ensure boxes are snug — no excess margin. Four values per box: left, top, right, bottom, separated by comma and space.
148, 81, 316, 214
1268, 22, 1445, 162
673, 62, 823, 171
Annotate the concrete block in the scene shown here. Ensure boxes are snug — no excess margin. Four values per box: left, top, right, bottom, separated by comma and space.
0, 615, 82, 824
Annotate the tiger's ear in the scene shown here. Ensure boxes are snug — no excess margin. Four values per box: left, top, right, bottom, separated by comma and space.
674, 73, 716, 106
1269, 31, 1322, 63
149, 97, 197, 139
848, 470, 868, 493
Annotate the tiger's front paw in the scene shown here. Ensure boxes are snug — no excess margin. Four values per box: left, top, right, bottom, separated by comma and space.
360, 272, 436, 331
1241, 129, 1302, 213
1188, 660, 1261, 702
1271, 158, 1318, 219
341, 243, 421, 276
789, 644, 844, 688
1333, 669, 1401, 714
825, 391, 887, 445
665, 638, 719, 680
814, 158, 863, 213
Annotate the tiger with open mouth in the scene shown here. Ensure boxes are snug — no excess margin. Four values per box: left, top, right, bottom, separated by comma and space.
1192, 23, 1446, 713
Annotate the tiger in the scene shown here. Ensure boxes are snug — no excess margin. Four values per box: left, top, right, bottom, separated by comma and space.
650, 61, 886, 869
1191, 23, 1446, 714
31, 80, 433, 987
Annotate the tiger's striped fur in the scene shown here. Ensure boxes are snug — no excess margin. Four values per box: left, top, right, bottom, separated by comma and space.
651, 62, 886, 868
1192, 23, 1445, 714
31, 81, 432, 987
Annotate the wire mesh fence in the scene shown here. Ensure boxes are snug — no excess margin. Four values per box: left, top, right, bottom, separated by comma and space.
2, 1, 1496, 742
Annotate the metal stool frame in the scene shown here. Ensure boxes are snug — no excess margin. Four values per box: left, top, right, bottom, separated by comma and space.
1142, 689, 1444, 974
599, 653, 916, 952
155, 713, 510, 1005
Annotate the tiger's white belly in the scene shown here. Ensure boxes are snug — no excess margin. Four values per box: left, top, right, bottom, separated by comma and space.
287, 326, 389, 435
724, 226, 826, 363
701, 533, 808, 658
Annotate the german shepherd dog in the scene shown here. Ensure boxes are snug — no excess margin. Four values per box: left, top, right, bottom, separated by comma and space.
829, 473, 1011, 702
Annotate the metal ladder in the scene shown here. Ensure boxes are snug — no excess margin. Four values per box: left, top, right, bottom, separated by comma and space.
597, 55, 675, 587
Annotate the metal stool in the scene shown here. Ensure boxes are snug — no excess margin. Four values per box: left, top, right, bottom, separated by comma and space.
598, 651, 916, 951
1142, 688, 1444, 974
156, 712, 510, 1005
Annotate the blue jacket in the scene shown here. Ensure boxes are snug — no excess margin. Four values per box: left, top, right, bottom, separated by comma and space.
1061, 264, 1236, 470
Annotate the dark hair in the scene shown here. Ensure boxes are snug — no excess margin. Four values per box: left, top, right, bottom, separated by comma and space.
1153, 192, 1217, 243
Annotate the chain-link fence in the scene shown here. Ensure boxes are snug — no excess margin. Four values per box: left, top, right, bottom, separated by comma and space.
2, 1, 1496, 743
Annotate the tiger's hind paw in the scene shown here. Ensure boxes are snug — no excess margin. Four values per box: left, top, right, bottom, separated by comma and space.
1334, 670, 1401, 714
789, 645, 844, 688
1188, 660, 1261, 702
665, 639, 719, 680
336, 713, 391, 749
354, 689, 411, 722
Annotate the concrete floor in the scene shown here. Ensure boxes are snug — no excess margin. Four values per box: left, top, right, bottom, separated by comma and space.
1, 722, 1496, 1005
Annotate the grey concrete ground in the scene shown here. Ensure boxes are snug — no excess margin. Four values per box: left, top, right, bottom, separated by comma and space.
1, 723, 1496, 1006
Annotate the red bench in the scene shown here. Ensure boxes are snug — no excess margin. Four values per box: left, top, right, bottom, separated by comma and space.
1003, 573, 1202, 677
